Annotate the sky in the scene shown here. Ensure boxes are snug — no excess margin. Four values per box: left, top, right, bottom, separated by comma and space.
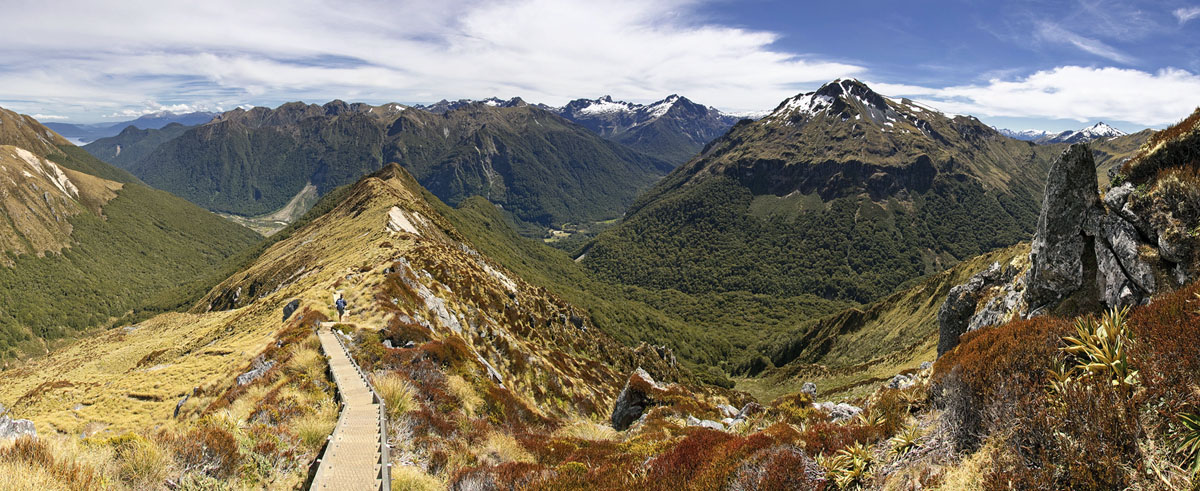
1, 0, 1199, 132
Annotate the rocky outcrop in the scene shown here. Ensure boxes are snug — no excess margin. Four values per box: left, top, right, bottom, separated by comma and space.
813, 401, 863, 422
0, 404, 35, 441
282, 299, 301, 322
236, 357, 275, 386
937, 262, 1019, 356
610, 368, 663, 431
939, 143, 1182, 356
1025, 145, 1103, 312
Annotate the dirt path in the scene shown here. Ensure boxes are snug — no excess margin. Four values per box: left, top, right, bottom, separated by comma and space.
312, 328, 388, 490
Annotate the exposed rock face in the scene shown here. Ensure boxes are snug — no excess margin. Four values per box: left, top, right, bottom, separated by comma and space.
0, 406, 36, 441
282, 299, 301, 322
1025, 145, 1102, 312
938, 143, 1181, 357
610, 368, 662, 431
236, 357, 276, 386
937, 262, 1018, 356
813, 401, 862, 422
800, 382, 817, 397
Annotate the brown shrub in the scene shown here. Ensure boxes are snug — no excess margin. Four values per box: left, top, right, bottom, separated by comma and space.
730, 445, 827, 490
1129, 283, 1200, 426
171, 424, 242, 478
797, 421, 884, 457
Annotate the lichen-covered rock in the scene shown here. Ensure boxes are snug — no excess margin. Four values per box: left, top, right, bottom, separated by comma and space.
0, 413, 36, 441
813, 401, 862, 422
800, 382, 817, 396
236, 357, 275, 386
736, 402, 766, 420
1093, 214, 1156, 308
610, 368, 662, 431
1025, 144, 1102, 312
937, 262, 1015, 356
887, 374, 915, 390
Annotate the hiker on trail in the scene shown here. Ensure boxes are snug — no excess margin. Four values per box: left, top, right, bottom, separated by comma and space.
335, 294, 347, 321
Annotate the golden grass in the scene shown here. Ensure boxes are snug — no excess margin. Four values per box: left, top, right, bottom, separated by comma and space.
373, 372, 417, 419
478, 431, 535, 465
445, 374, 483, 417
293, 396, 339, 451
554, 420, 619, 441
115, 435, 169, 487
930, 438, 997, 491
391, 464, 444, 491
0, 460, 69, 491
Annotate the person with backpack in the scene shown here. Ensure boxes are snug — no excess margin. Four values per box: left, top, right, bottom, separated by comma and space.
335, 294, 347, 321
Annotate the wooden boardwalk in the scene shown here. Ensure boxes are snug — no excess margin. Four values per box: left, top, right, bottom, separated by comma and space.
312, 328, 390, 490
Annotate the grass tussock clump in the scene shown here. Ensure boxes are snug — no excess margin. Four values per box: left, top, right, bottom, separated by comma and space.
391, 464, 443, 491
373, 371, 417, 419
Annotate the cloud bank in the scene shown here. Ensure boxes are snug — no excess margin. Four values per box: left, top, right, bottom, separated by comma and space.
874, 66, 1200, 126
0, 0, 862, 119
0, 0, 1195, 128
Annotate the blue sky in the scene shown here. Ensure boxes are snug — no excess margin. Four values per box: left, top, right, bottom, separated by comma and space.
1, 0, 1198, 132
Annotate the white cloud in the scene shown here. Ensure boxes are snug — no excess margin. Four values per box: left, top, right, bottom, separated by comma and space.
1174, 6, 1200, 23
0, 0, 864, 119
31, 114, 68, 120
1034, 22, 1135, 64
105, 103, 223, 119
873, 66, 1200, 126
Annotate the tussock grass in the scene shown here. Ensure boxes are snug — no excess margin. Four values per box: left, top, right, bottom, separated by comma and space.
373, 371, 417, 419
0, 460, 68, 491
445, 374, 483, 416
478, 431, 534, 464
293, 396, 338, 451
554, 420, 618, 441
391, 465, 444, 491
290, 344, 326, 382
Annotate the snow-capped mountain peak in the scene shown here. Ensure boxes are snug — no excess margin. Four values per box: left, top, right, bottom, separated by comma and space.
1077, 122, 1126, 139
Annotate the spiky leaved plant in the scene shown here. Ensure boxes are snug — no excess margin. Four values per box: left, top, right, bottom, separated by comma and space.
854, 408, 886, 428
888, 424, 923, 460
820, 442, 873, 489
1061, 306, 1138, 388
1178, 411, 1200, 476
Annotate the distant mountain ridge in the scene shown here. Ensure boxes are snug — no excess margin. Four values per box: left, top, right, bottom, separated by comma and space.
408, 94, 747, 164
550, 94, 744, 164
995, 122, 1130, 144
100, 100, 671, 229
44, 111, 217, 143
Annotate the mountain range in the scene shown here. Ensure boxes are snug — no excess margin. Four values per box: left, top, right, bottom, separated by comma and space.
84, 100, 671, 231
995, 121, 1128, 144
581, 79, 1067, 303
44, 111, 217, 144
80, 95, 744, 235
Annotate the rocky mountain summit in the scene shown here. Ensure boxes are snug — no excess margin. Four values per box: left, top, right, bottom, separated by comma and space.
552, 94, 742, 164
939, 112, 1200, 354
1038, 122, 1128, 144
